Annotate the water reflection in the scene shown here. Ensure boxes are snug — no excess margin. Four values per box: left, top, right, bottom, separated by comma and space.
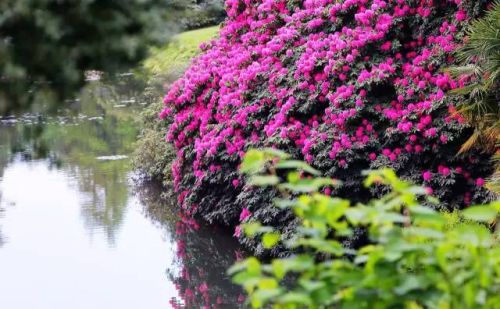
0, 75, 243, 308
0, 77, 140, 243
136, 184, 245, 308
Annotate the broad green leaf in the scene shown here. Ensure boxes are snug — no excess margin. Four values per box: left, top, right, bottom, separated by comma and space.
261, 148, 290, 159
271, 260, 286, 280
243, 222, 263, 237
251, 288, 282, 308
243, 222, 274, 237
249, 175, 280, 186
273, 198, 297, 209
275, 160, 321, 175
299, 279, 326, 292
277, 292, 312, 305
258, 278, 279, 289
240, 149, 265, 174
279, 177, 336, 193
228, 261, 248, 275
246, 257, 262, 275
232, 271, 260, 286
462, 205, 498, 222
404, 227, 444, 239
262, 233, 280, 249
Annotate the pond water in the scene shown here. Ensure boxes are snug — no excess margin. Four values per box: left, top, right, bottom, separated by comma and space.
0, 77, 244, 309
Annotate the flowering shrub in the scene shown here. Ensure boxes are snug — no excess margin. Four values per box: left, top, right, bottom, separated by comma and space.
230, 149, 500, 308
161, 0, 495, 251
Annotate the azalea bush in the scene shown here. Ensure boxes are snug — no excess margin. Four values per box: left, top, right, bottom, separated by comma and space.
161, 0, 495, 251
229, 149, 500, 308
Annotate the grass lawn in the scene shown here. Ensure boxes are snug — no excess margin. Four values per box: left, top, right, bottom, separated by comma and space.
143, 25, 220, 75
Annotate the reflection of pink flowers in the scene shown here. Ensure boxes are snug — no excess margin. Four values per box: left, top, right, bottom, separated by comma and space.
199, 282, 208, 293
239, 208, 251, 222
216, 296, 223, 304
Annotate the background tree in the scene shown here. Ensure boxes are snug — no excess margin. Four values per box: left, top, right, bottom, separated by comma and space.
447, 1, 500, 193
0, 0, 224, 114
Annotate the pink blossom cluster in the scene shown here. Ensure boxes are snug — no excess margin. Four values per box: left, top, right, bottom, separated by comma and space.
162, 0, 493, 217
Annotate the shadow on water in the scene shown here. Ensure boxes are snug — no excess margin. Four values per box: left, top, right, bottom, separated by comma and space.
0, 74, 244, 308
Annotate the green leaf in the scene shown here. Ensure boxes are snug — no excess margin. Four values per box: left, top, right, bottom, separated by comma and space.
243, 222, 273, 237
299, 279, 326, 292
246, 257, 262, 275
249, 175, 280, 186
258, 278, 279, 289
261, 148, 290, 159
240, 149, 265, 174
263, 233, 280, 249
404, 227, 444, 239
228, 261, 248, 275
462, 205, 498, 222
275, 160, 321, 175
251, 288, 282, 308
232, 271, 260, 286
279, 177, 336, 193
271, 260, 286, 280
410, 205, 438, 215
277, 292, 312, 305
394, 275, 430, 295
273, 198, 297, 209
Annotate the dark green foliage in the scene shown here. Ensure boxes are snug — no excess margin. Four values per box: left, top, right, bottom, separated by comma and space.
133, 97, 176, 184
0, 0, 174, 114
166, 0, 226, 31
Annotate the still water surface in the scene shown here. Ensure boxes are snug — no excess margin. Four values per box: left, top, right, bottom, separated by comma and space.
0, 77, 243, 308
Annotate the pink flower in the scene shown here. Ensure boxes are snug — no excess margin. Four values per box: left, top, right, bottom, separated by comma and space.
233, 225, 242, 237
381, 41, 392, 51
456, 10, 467, 21
239, 208, 251, 222
324, 187, 331, 196
237, 294, 246, 303
369, 153, 377, 161
422, 171, 432, 181
440, 167, 450, 176
476, 178, 485, 186
232, 179, 240, 187
424, 127, 437, 138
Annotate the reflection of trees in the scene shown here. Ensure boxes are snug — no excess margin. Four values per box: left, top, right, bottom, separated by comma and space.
0, 194, 4, 247
0, 131, 9, 247
135, 182, 246, 309
0, 76, 141, 245
70, 161, 130, 245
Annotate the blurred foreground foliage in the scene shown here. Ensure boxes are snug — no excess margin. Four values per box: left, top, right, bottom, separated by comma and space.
230, 149, 500, 309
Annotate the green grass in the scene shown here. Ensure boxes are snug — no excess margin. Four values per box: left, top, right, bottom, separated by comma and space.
143, 25, 220, 75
